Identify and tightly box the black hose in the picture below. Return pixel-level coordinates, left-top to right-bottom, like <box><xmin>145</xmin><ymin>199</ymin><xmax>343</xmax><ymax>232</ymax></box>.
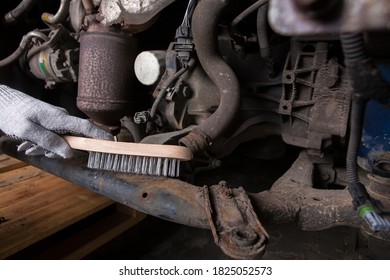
<box><xmin>230</xmin><ymin>0</ymin><xmax>269</xmax><ymax>35</ymax></box>
<box><xmin>0</xmin><ymin>31</ymin><xmax>49</xmax><ymax>68</ymax></box>
<box><xmin>341</xmin><ymin>33</ymin><xmax>373</xmax><ymax>206</ymax></box>
<box><xmin>3</xmin><ymin>0</ymin><xmax>37</xmax><ymax>24</ymax></box>
<box><xmin>0</xmin><ymin>47</ymin><xmax>25</xmax><ymax>68</ymax></box>
<box><xmin>340</xmin><ymin>33</ymin><xmax>367</xmax><ymax>63</ymax></box>
<box><xmin>256</xmin><ymin>2</ymin><xmax>270</xmax><ymax>58</ymax></box>
<box><xmin>346</xmin><ymin>100</ymin><xmax>366</xmax><ymax>185</ymax></box>
<box><xmin>341</xmin><ymin>33</ymin><xmax>368</xmax><ymax>186</ymax></box>
<box><xmin>180</xmin><ymin>0</ymin><xmax>241</xmax><ymax>153</ymax></box>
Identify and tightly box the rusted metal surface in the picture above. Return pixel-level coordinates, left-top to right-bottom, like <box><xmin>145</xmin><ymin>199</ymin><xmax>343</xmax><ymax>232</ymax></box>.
<box><xmin>5</xmin><ymin>139</ymin><xmax>389</xmax><ymax>256</ymax></box>
<box><xmin>269</xmin><ymin>0</ymin><xmax>390</xmax><ymax>35</ymax></box>
<box><xmin>77</xmin><ymin>22</ymin><xmax>137</xmax><ymax>127</ymax></box>
<box><xmin>279</xmin><ymin>40</ymin><xmax>351</xmax><ymax>151</ymax></box>
<box><xmin>250</xmin><ymin>151</ymin><xmax>361</xmax><ymax>231</ymax></box>
<box><xmin>0</xmin><ymin>139</ymin><xmax>209</xmax><ymax>229</ymax></box>
<box><xmin>1</xmin><ymin>138</ymin><xmax>365</xmax><ymax>232</ymax></box>
<box><xmin>204</xmin><ymin>182</ymin><xmax>268</xmax><ymax>259</ymax></box>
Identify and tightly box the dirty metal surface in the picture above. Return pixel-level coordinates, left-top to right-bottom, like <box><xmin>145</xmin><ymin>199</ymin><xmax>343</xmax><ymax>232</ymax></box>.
<box><xmin>269</xmin><ymin>0</ymin><xmax>390</xmax><ymax>36</ymax></box>
<box><xmin>204</xmin><ymin>182</ymin><xmax>268</xmax><ymax>259</ymax></box>
<box><xmin>250</xmin><ymin>151</ymin><xmax>360</xmax><ymax>231</ymax></box>
<box><xmin>279</xmin><ymin>40</ymin><xmax>351</xmax><ymax>151</ymax></box>
<box><xmin>77</xmin><ymin>22</ymin><xmax>137</xmax><ymax>127</ymax></box>
<box><xmin>0</xmin><ymin>138</ymin><xmax>363</xmax><ymax>232</ymax></box>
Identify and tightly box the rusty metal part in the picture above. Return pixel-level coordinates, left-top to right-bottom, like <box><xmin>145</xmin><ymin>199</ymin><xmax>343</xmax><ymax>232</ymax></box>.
<box><xmin>77</xmin><ymin>23</ymin><xmax>137</xmax><ymax>127</ymax></box>
<box><xmin>97</xmin><ymin>0</ymin><xmax>175</xmax><ymax>26</ymax></box>
<box><xmin>269</xmin><ymin>0</ymin><xmax>390</xmax><ymax>35</ymax></box>
<box><xmin>250</xmin><ymin>151</ymin><xmax>361</xmax><ymax>230</ymax></box>
<box><xmin>0</xmin><ymin>138</ymin><xmax>367</xmax><ymax>232</ymax></box>
<box><xmin>0</xmin><ymin>137</ymin><xmax>209</xmax><ymax>229</ymax></box>
<box><xmin>279</xmin><ymin>40</ymin><xmax>351</xmax><ymax>151</ymax></box>
<box><xmin>3</xmin><ymin>138</ymin><xmax>384</xmax><ymax>256</ymax></box>
<box><xmin>204</xmin><ymin>182</ymin><xmax>268</xmax><ymax>259</ymax></box>
<box><xmin>180</xmin><ymin>0</ymin><xmax>240</xmax><ymax>154</ymax></box>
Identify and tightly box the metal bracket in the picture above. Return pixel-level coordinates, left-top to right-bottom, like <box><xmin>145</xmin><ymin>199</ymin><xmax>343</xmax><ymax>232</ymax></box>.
<box><xmin>204</xmin><ymin>181</ymin><xmax>269</xmax><ymax>259</ymax></box>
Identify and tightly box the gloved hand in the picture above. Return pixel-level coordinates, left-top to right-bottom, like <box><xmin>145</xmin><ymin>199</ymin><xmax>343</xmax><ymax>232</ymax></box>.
<box><xmin>0</xmin><ymin>84</ymin><xmax>113</xmax><ymax>159</ymax></box>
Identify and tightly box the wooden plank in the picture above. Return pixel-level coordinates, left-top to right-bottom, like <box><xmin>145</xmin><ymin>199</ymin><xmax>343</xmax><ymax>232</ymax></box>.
<box><xmin>0</xmin><ymin>175</ymin><xmax>74</xmax><ymax>209</ymax></box>
<box><xmin>0</xmin><ymin>155</ymin><xmax>26</xmax><ymax>173</ymax></box>
<box><xmin>0</xmin><ymin>155</ymin><xmax>145</xmax><ymax>260</ymax></box>
<box><xmin>34</xmin><ymin>205</ymin><xmax>146</xmax><ymax>259</ymax></box>
<box><xmin>0</xmin><ymin>165</ymin><xmax>44</xmax><ymax>188</ymax></box>
<box><xmin>0</xmin><ymin>155</ymin><xmax>115</xmax><ymax>259</ymax></box>
<box><xmin>0</xmin><ymin>190</ymin><xmax>113</xmax><ymax>259</ymax></box>
<box><xmin>0</xmin><ymin>180</ymin><xmax>85</xmax><ymax>221</ymax></box>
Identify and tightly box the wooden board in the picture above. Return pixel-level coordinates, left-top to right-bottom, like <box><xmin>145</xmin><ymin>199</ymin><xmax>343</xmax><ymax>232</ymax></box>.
<box><xmin>0</xmin><ymin>155</ymin><xmax>145</xmax><ymax>259</ymax></box>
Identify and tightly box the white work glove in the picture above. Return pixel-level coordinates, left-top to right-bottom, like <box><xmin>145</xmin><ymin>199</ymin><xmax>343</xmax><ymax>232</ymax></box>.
<box><xmin>0</xmin><ymin>84</ymin><xmax>113</xmax><ymax>159</ymax></box>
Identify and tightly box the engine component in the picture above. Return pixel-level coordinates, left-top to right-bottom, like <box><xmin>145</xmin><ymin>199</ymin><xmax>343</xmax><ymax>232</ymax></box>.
<box><xmin>0</xmin><ymin>30</ymin><xmax>48</xmax><ymax>68</ymax></box>
<box><xmin>96</xmin><ymin>0</ymin><xmax>176</xmax><ymax>26</ymax></box>
<box><xmin>77</xmin><ymin>21</ymin><xmax>137</xmax><ymax>129</ymax></box>
<box><xmin>27</xmin><ymin>26</ymin><xmax>79</xmax><ymax>88</ymax></box>
<box><xmin>3</xmin><ymin>0</ymin><xmax>36</xmax><ymax>24</ymax></box>
<box><xmin>204</xmin><ymin>182</ymin><xmax>268</xmax><ymax>259</ymax></box>
<box><xmin>279</xmin><ymin>40</ymin><xmax>351</xmax><ymax>152</ymax></box>
<box><xmin>268</xmin><ymin>0</ymin><xmax>390</xmax><ymax>35</ymax></box>
<box><xmin>134</xmin><ymin>51</ymin><xmax>166</xmax><ymax>86</ymax></box>
<box><xmin>41</xmin><ymin>0</ymin><xmax>71</xmax><ymax>26</ymax></box>
<box><xmin>69</xmin><ymin>0</ymin><xmax>86</xmax><ymax>33</ymax></box>
<box><xmin>341</xmin><ymin>32</ymin><xmax>390</xmax><ymax>232</ymax></box>
<box><xmin>180</xmin><ymin>0</ymin><xmax>240</xmax><ymax>153</ymax></box>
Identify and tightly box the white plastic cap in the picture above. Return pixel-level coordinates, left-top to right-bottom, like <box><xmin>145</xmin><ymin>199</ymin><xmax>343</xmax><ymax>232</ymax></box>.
<box><xmin>134</xmin><ymin>51</ymin><xmax>166</xmax><ymax>86</ymax></box>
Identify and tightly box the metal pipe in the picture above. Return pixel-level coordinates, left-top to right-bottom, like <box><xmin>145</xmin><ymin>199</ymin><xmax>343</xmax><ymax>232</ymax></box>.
<box><xmin>180</xmin><ymin>0</ymin><xmax>241</xmax><ymax>153</ymax></box>
<box><xmin>0</xmin><ymin>31</ymin><xmax>49</xmax><ymax>68</ymax></box>
<box><xmin>3</xmin><ymin>0</ymin><xmax>37</xmax><ymax>24</ymax></box>
<box><xmin>0</xmin><ymin>138</ymin><xmax>209</xmax><ymax>229</ymax></box>
<box><xmin>41</xmin><ymin>0</ymin><xmax>71</xmax><ymax>25</ymax></box>
<box><xmin>0</xmin><ymin>138</ymin><xmax>361</xmax><ymax>231</ymax></box>
<box><xmin>81</xmin><ymin>0</ymin><xmax>95</xmax><ymax>13</ymax></box>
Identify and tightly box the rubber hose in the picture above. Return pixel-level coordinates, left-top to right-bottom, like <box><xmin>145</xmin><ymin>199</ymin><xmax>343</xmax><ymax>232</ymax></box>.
<box><xmin>340</xmin><ymin>33</ymin><xmax>367</xmax><ymax>63</ymax></box>
<box><xmin>3</xmin><ymin>0</ymin><xmax>37</xmax><ymax>24</ymax></box>
<box><xmin>230</xmin><ymin>0</ymin><xmax>268</xmax><ymax>36</ymax></box>
<box><xmin>341</xmin><ymin>33</ymin><xmax>368</xmax><ymax>196</ymax></box>
<box><xmin>256</xmin><ymin>2</ymin><xmax>270</xmax><ymax>58</ymax></box>
<box><xmin>346</xmin><ymin>100</ymin><xmax>366</xmax><ymax>184</ymax></box>
<box><xmin>180</xmin><ymin>0</ymin><xmax>240</xmax><ymax>153</ymax></box>
<box><xmin>0</xmin><ymin>31</ymin><xmax>49</xmax><ymax>68</ymax></box>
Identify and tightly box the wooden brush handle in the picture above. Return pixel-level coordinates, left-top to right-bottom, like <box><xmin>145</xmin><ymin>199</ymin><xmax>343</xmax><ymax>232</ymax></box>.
<box><xmin>63</xmin><ymin>136</ymin><xmax>193</xmax><ymax>161</ymax></box>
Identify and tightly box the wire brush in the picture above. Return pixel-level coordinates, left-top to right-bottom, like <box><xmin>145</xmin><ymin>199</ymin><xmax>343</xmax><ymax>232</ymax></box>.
<box><xmin>63</xmin><ymin>136</ymin><xmax>192</xmax><ymax>177</ymax></box>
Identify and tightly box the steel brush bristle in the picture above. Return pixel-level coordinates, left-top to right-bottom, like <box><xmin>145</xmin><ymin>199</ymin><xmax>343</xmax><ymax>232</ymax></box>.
<box><xmin>87</xmin><ymin>151</ymin><xmax>181</xmax><ymax>177</ymax></box>
<box><xmin>63</xmin><ymin>136</ymin><xmax>192</xmax><ymax>177</ymax></box>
